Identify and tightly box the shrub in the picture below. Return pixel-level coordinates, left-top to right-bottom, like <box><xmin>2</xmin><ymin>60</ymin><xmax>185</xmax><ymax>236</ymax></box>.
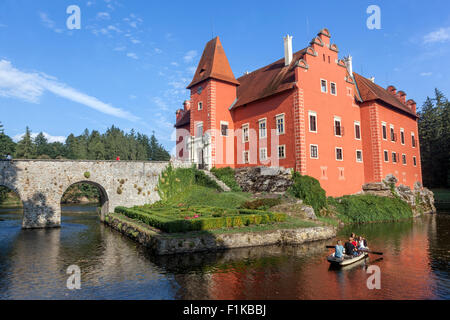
<box><xmin>84</xmin><ymin>171</ymin><xmax>91</xmax><ymax>179</ymax></box>
<box><xmin>157</xmin><ymin>165</ymin><xmax>221</xmax><ymax>202</ymax></box>
<box><xmin>240</xmin><ymin>198</ymin><xmax>282</xmax><ymax>210</ymax></box>
<box><xmin>332</xmin><ymin>194</ymin><xmax>413</xmax><ymax>223</ymax></box>
<box><xmin>210</xmin><ymin>167</ymin><xmax>241</xmax><ymax>191</ymax></box>
<box><xmin>288</xmin><ymin>173</ymin><xmax>327</xmax><ymax>214</ymax></box>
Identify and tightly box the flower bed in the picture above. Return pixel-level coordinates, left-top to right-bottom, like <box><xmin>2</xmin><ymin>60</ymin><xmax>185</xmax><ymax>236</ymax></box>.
<box><xmin>114</xmin><ymin>205</ymin><xmax>286</xmax><ymax>233</ymax></box>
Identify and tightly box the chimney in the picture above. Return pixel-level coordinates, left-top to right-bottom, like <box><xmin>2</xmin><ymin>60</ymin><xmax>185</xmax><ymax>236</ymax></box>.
<box><xmin>370</xmin><ymin>76</ymin><xmax>375</xmax><ymax>83</ymax></box>
<box><xmin>407</xmin><ymin>99</ymin><xmax>417</xmax><ymax>113</ymax></box>
<box><xmin>397</xmin><ymin>91</ymin><xmax>406</xmax><ymax>104</ymax></box>
<box><xmin>344</xmin><ymin>55</ymin><xmax>353</xmax><ymax>76</ymax></box>
<box><xmin>387</xmin><ymin>85</ymin><xmax>397</xmax><ymax>95</ymax></box>
<box><xmin>284</xmin><ymin>35</ymin><xmax>293</xmax><ymax>66</ymax></box>
<box><xmin>183</xmin><ymin>100</ymin><xmax>191</xmax><ymax>111</ymax></box>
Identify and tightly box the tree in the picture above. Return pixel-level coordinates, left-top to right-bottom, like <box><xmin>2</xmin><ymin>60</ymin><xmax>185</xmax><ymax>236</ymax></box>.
<box><xmin>418</xmin><ymin>89</ymin><xmax>450</xmax><ymax>188</ymax></box>
<box><xmin>34</xmin><ymin>132</ymin><xmax>51</xmax><ymax>157</ymax></box>
<box><xmin>15</xmin><ymin>127</ymin><xmax>35</xmax><ymax>159</ymax></box>
<box><xmin>0</xmin><ymin>122</ymin><xmax>16</xmax><ymax>157</ymax></box>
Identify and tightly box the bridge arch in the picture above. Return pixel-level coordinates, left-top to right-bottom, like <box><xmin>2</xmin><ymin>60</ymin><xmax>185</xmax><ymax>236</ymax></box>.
<box><xmin>60</xmin><ymin>180</ymin><xmax>109</xmax><ymax>220</ymax></box>
<box><xmin>0</xmin><ymin>184</ymin><xmax>24</xmax><ymax>213</ymax></box>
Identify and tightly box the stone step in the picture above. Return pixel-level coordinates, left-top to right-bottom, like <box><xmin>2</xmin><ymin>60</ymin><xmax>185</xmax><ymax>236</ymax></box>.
<box><xmin>200</xmin><ymin>170</ymin><xmax>231</xmax><ymax>192</ymax></box>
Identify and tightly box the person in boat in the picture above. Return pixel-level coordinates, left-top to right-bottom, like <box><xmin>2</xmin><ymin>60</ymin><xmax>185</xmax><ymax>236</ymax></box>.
<box><xmin>357</xmin><ymin>236</ymin><xmax>369</xmax><ymax>251</ymax></box>
<box><xmin>344</xmin><ymin>237</ymin><xmax>359</xmax><ymax>257</ymax></box>
<box><xmin>351</xmin><ymin>235</ymin><xmax>358</xmax><ymax>248</ymax></box>
<box><xmin>335</xmin><ymin>240</ymin><xmax>345</xmax><ymax>260</ymax></box>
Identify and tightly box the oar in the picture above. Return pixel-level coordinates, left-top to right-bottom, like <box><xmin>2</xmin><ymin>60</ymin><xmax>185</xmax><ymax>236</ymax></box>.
<box><xmin>325</xmin><ymin>246</ymin><xmax>383</xmax><ymax>255</ymax></box>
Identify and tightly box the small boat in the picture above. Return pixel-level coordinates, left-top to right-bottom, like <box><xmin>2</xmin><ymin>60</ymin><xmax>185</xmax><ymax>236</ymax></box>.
<box><xmin>327</xmin><ymin>252</ymin><xmax>369</xmax><ymax>266</ymax></box>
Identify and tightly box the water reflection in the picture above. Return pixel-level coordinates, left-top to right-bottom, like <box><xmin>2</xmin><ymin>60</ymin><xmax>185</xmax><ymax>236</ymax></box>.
<box><xmin>0</xmin><ymin>206</ymin><xmax>449</xmax><ymax>300</ymax></box>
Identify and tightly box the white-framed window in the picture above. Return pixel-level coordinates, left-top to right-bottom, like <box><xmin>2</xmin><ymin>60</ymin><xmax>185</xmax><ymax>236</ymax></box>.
<box><xmin>413</xmin><ymin>156</ymin><xmax>417</xmax><ymax>167</ymax></box>
<box><xmin>259</xmin><ymin>147</ymin><xmax>267</xmax><ymax>161</ymax></box>
<box><xmin>310</xmin><ymin>144</ymin><xmax>319</xmax><ymax>159</ymax></box>
<box><xmin>243</xmin><ymin>151</ymin><xmax>249</xmax><ymax>164</ymax></box>
<box><xmin>335</xmin><ymin>147</ymin><xmax>343</xmax><ymax>161</ymax></box>
<box><xmin>411</xmin><ymin>132</ymin><xmax>416</xmax><ymax>148</ymax></box>
<box><xmin>384</xmin><ymin>150</ymin><xmax>389</xmax><ymax>162</ymax></box>
<box><xmin>330</xmin><ymin>82</ymin><xmax>337</xmax><ymax>95</ymax></box>
<box><xmin>402</xmin><ymin>154</ymin><xmax>407</xmax><ymax>165</ymax></box>
<box><xmin>354</xmin><ymin>121</ymin><xmax>361</xmax><ymax>140</ymax></box>
<box><xmin>220</xmin><ymin>121</ymin><xmax>229</xmax><ymax>137</ymax></box>
<box><xmin>382</xmin><ymin>122</ymin><xmax>387</xmax><ymax>140</ymax></box>
<box><xmin>392</xmin><ymin>152</ymin><xmax>397</xmax><ymax>163</ymax></box>
<box><xmin>276</xmin><ymin>114</ymin><xmax>285</xmax><ymax>135</ymax></box>
<box><xmin>278</xmin><ymin>145</ymin><xmax>286</xmax><ymax>159</ymax></box>
<box><xmin>196</xmin><ymin>122</ymin><xmax>203</xmax><ymax>138</ymax></box>
<box><xmin>198</xmin><ymin>101</ymin><xmax>203</xmax><ymax>110</ymax></box>
<box><xmin>334</xmin><ymin>116</ymin><xmax>342</xmax><ymax>137</ymax></box>
<box><xmin>390</xmin><ymin>124</ymin><xmax>396</xmax><ymax>142</ymax></box>
<box><xmin>321</xmin><ymin>79</ymin><xmax>327</xmax><ymax>93</ymax></box>
<box><xmin>309</xmin><ymin>111</ymin><xmax>317</xmax><ymax>133</ymax></box>
<box><xmin>400</xmin><ymin>128</ymin><xmax>405</xmax><ymax>145</ymax></box>
<box><xmin>242</xmin><ymin>124</ymin><xmax>249</xmax><ymax>143</ymax></box>
<box><xmin>258</xmin><ymin>118</ymin><xmax>267</xmax><ymax>139</ymax></box>
<box><xmin>356</xmin><ymin>150</ymin><xmax>363</xmax><ymax>162</ymax></box>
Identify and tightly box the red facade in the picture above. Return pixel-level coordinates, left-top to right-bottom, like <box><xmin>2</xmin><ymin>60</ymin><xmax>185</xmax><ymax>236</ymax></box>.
<box><xmin>175</xmin><ymin>28</ymin><xmax>422</xmax><ymax>196</ymax></box>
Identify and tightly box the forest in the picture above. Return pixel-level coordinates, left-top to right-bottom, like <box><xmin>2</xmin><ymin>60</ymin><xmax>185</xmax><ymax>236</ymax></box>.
<box><xmin>0</xmin><ymin>124</ymin><xmax>171</xmax><ymax>205</ymax></box>
<box><xmin>418</xmin><ymin>89</ymin><xmax>450</xmax><ymax>189</ymax></box>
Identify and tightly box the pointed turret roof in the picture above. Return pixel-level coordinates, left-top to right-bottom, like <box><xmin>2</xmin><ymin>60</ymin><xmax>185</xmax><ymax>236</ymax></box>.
<box><xmin>187</xmin><ymin>37</ymin><xmax>239</xmax><ymax>89</ymax></box>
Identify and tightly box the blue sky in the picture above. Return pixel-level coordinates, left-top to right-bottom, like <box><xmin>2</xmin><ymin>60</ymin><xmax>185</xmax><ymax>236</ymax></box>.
<box><xmin>0</xmin><ymin>0</ymin><xmax>449</xmax><ymax>153</ymax></box>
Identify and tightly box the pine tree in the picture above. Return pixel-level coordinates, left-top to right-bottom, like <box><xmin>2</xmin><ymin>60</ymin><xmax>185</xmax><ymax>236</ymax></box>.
<box><xmin>15</xmin><ymin>127</ymin><xmax>35</xmax><ymax>159</ymax></box>
<box><xmin>0</xmin><ymin>122</ymin><xmax>16</xmax><ymax>157</ymax></box>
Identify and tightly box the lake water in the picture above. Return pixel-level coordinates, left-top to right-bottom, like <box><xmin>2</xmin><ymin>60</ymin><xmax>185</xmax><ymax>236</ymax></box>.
<box><xmin>0</xmin><ymin>205</ymin><xmax>449</xmax><ymax>300</ymax></box>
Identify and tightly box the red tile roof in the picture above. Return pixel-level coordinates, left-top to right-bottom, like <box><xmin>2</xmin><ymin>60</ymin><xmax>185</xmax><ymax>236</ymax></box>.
<box><xmin>187</xmin><ymin>37</ymin><xmax>240</xmax><ymax>89</ymax></box>
<box><xmin>174</xmin><ymin>109</ymin><xmax>190</xmax><ymax>128</ymax></box>
<box><xmin>353</xmin><ymin>72</ymin><xmax>417</xmax><ymax>118</ymax></box>
<box><xmin>233</xmin><ymin>49</ymin><xmax>307</xmax><ymax>108</ymax></box>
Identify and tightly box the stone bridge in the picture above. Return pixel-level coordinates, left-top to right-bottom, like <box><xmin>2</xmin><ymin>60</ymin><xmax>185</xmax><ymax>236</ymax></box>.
<box><xmin>0</xmin><ymin>160</ymin><xmax>190</xmax><ymax>229</ymax></box>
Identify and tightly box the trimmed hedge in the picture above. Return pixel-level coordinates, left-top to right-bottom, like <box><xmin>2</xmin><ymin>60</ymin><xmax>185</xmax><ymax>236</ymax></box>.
<box><xmin>288</xmin><ymin>173</ymin><xmax>327</xmax><ymax>214</ymax></box>
<box><xmin>115</xmin><ymin>206</ymin><xmax>286</xmax><ymax>233</ymax></box>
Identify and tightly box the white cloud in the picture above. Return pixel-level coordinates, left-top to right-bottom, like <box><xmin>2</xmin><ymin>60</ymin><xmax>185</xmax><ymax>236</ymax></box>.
<box><xmin>107</xmin><ymin>25</ymin><xmax>122</xmax><ymax>33</ymax></box>
<box><xmin>13</xmin><ymin>132</ymin><xmax>67</xmax><ymax>143</ymax></box>
<box><xmin>0</xmin><ymin>60</ymin><xmax>139</xmax><ymax>121</ymax></box>
<box><xmin>154</xmin><ymin>48</ymin><xmax>162</xmax><ymax>54</ymax></box>
<box><xmin>39</xmin><ymin>12</ymin><xmax>63</xmax><ymax>33</ymax></box>
<box><xmin>183</xmin><ymin>50</ymin><xmax>197</xmax><ymax>63</ymax></box>
<box><xmin>171</xmin><ymin>62</ymin><xmax>179</xmax><ymax>67</ymax></box>
<box><xmin>126</xmin><ymin>52</ymin><xmax>138</xmax><ymax>59</ymax></box>
<box><xmin>420</xmin><ymin>72</ymin><xmax>433</xmax><ymax>76</ymax></box>
<box><xmin>424</xmin><ymin>27</ymin><xmax>450</xmax><ymax>44</ymax></box>
<box><xmin>130</xmin><ymin>38</ymin><xmax>141</xmax><ymax>44</ymax></box>
<box><xmin>0</xmin><ymin>24</ymin><xmax>7</xmax><ymax>28</ymax></box>
<box><xmin>113</xmin><ymin>46</ymin><xmax>126</xmax><ymax>51</ymax></box>
<box><xmin>97</xmin><ymin>12</ymin><xmax>111</xmax><ymax>20</ymax></box>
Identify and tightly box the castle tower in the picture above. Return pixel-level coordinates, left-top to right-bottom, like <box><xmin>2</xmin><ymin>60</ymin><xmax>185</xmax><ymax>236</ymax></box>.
<box><xmin>186</xmin><ymin>37</ymin><xmax>239</xmax><ymax>168</ymax></box>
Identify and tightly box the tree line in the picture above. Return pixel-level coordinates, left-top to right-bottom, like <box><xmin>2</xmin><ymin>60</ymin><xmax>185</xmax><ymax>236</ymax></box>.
<box><xmin>0</xmin><ymin>124</ymin><xmax>170</xmax><ymax>161</ymax></box>
<box><xmin>418</xmin><ymin>89</ymin><xmax>450</xmax><ymax>189</ymax></box>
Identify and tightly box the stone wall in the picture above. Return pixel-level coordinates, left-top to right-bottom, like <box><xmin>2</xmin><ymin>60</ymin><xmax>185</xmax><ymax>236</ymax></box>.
<box><xmin>235</xmin><ymin>166</ymin><xmax>293</xmax><ymax>193</ymax></box>
<box><xmin>362</xmin><ymin>174</ymin><xmax>436</xmax><ymax>216</ymax></box>
<box><xmin>0</xmin><ymin>159</ymin><xmax>191</xmax><ymax>229</ymax></box>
